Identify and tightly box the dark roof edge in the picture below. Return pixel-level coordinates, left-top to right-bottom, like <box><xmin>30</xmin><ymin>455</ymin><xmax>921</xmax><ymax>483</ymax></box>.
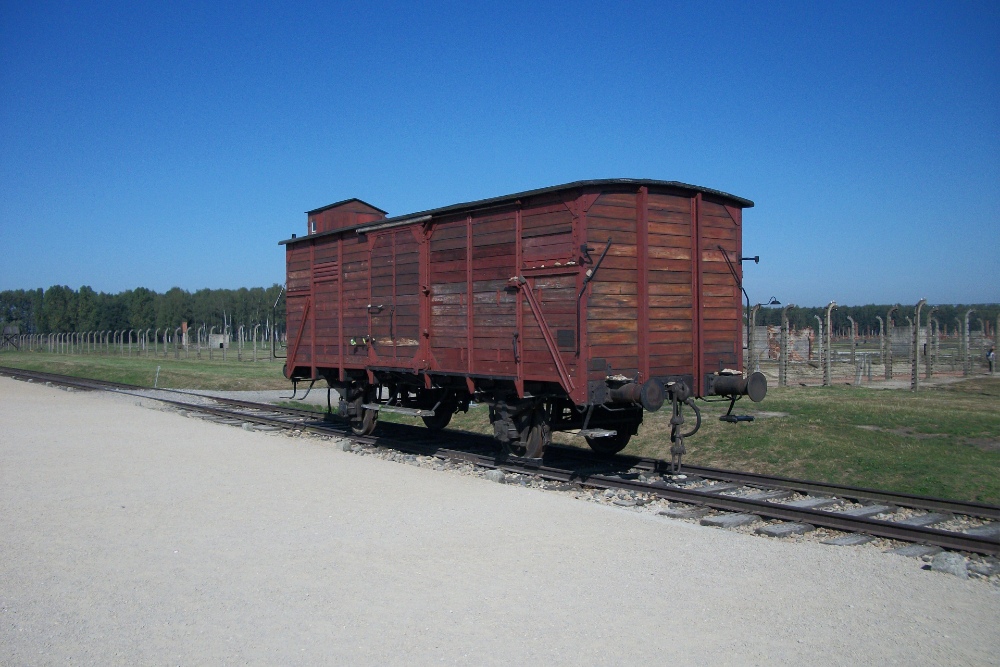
<box><xmin>306</xmin><ymin>197</ymin><xmax>388</xmax><ymax>216</ymax></box>
<box><xmin>282</xmin><ymin>179</ymin><xmax>753</xmax><ymax>246</ymax></box>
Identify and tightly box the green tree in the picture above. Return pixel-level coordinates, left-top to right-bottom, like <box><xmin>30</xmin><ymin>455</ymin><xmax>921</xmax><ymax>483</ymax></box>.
<box><xmin>128</xmin><ymin>287</ymin><xmax>157</xmax><ymax>331</ymax></box>
<box><xmin>41</xmin><ymin>285</ymin><xmax>77</xmax><ymax>332</ymax></box>
<box><xmin>76</xmin><ymin>286</ymin><xmax>101</xmax><ymax>331</ymax></box>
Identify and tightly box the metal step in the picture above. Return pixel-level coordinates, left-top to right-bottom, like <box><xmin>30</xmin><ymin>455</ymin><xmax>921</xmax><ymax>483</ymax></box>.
<box><xmin>361</xmin><ymin>403</ymin><xmax>434</xmax><ymax>417</ymax></box>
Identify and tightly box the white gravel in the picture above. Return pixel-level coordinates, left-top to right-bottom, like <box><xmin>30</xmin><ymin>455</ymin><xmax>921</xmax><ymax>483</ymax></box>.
<box><xmin>1</xmin><ymin>377</ymin><xmax>998</xmax><ymax>666</ymax></box>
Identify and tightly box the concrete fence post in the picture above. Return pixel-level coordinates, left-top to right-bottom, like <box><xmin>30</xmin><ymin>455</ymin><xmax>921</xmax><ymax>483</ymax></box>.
<box><xmin>885</xmin><ymin>306</ymin><xmax>897</xmax><ymax>379</ymax></box>
<box><xmin>995</xmin><ymin>313</ymin><xmax>1000</xmax><ymax>374</ymax></box>
<box><xmin>824</xmin><ymin>301</ymin><xmax>837</xmax><ymax>386</ymax></box>
<box><xmin>906</xmin><ymin>315</ymin><xmax>913</xmax><ymax>365</ymax></box>
<box><xmin>813</xmin><ymin>315</ymin><xmax>823</xmax><ymax>365</ymax></box>
<box><xmin>847</xmin><ymin>315</ymin><xmax>857</xmax><ymax>368</ymax></box>
<box><xmin>876</xmin><ymin>315</ymin><xmax>884</xmax><ymax>366</ymax></box>
<box><xmin>977</xmin><ymin>318</ymin><xmax>985</xmax><ymax>370</ymax></box>
<box><xmin>964</xmin><ymin>309</ymin><xmax>975</xmax><ymax>375</ymax></box>
<box><xmin>955</xmin><ymin>318</ymin><xmax>963</xmax><ymax>372</ymax></box>
<box><xmin>934</xmin><ymin>317</ymin><xmax>941</xmax><ymax>370</ymax></box>
<box><xmin>911</xmin><ymin>299</ymin><xmax>926</xmax><ymax>391</ymax></box>
<box><xmin>924</xmin><ymin>307</ymin><xmax>936</xmax><ymax>380</ymax></box>
<box><xmin>904</xmin><ymin>317</ymin><xmax>912</xmax><ymax>369</ymax></box>
<box><xmin>748</xmin><ymin>304</ymin><xmax>761</xmax><ymax>373</ymax></box>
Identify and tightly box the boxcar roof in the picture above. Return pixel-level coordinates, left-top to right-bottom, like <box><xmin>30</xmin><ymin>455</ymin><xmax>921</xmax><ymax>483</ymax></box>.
<box><xmin>282</xmin><ymin>178</ymin><xmax>752</xmax><ymax>246</ymax></box>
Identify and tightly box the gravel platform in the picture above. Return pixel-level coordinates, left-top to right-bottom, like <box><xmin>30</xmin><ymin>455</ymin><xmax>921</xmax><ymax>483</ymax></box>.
<box><xmin>1</xmin><ymin>377</ymin><xmax>998</xmax><ymax>666</ymax></box>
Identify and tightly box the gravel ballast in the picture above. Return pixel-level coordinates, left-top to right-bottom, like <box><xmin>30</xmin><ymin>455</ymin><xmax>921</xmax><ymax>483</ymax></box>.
<box><xmin>1</xmin><ymin>377</ymin><xmax>998</xmax><ymax>666</ymax></box>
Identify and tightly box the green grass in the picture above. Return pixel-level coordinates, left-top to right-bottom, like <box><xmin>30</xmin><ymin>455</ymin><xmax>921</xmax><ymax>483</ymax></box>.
<box><xmin>4</xmin><ymin>348</ymin><xmax>998</xmax><ymax>503</ymax></box>
<box><xmin>0</xmin><ymin>349</ymin><xmax>289</xmax><ymax>390</ymax></box>
<box><xmin>625</xmin><ymin>379</ymin><xmax>1000</xmax><ymax>504</ymax></box>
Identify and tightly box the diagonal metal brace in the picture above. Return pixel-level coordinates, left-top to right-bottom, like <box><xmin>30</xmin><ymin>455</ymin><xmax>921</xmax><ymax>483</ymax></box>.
<box><xmin>510</xmin><ymin>276</ymin><xmax>575</xmax><ymax>393</ymax></box>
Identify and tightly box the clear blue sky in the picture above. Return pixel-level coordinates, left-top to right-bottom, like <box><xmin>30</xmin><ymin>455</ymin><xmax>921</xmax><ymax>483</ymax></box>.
<box><xmin>2</xmin><ymin>0</ymin><xmax>997</xmax><ymax>307</ymax></box>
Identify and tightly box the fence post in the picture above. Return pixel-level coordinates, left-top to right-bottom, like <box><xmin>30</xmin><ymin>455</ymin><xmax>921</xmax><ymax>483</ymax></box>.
<box><xmin>875</xmin><ymin>315</ymin><xmax>884</xmax><ymax>368</ymax></box>
<box><xmin>924</xmin><ymin>307</ymin><xmax>936</xmax><ymax>380</ymax></box>
<box><xmin>911</xmin><ymin>299</ymin><xmax>926</xmax><ymax>390</ymax></box>
<box><xmin>885</xmin><ymin>306</ymin><xmax>897</xmax><ymax>379</ymax></box>
<box><xmin>813</xmin><ymin>315</ymin><xmax>823</xmax><ymax>365</ymax></box>
<box><xmin>934</xmin><ymin>317</ymin><xmax>941</xmax><ymax>374</ymax></box>
<box><xmin>964</xmin><ymin>309</ymin><xmax>975</xmax><ymax>375</ymax></box>
<box><xmin>824</xmin><ymin>301</ymin><xmax>837</xmax><ymax>387</ymax></box>
<box><xmin>847</xmin><ymin>315</ymin><xmax>856</xmax><ymax>368</ymax></box>
<box><xmin>977</xmin><ymin>318</ymin><xmax>986</xmax><ymax>370</ymax></box>
<box><xmin>779</xmin><ymin>304</ymin><xmax>796</xmax><ymax>387</ymax></box>
<box><xmin>995</xmin><ymin>313</ymin><xmax>1000</xmax><ymax>374</ymax></box>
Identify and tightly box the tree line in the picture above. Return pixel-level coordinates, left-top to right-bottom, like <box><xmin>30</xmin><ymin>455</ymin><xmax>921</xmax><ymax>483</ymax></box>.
<box><xmin>753</xmin><ymin>302</ymin><xmax>999</xmax><ymax>336</ymax></box>
<box><xmin>1</xmin><ymin>285</ymin><xmax>996</xmax><ymax>339</ymax></box>
<box><xmin>0</xmin><ymin>285</ymin><xmax>286</xmax><ymax>335</ymax></box>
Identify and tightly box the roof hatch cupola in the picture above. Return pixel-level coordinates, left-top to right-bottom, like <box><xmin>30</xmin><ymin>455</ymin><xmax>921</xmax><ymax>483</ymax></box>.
<box><xmin>306</xmin><ymin>198</ymin><xmax>386</xmax><ymax>235</ymax></box>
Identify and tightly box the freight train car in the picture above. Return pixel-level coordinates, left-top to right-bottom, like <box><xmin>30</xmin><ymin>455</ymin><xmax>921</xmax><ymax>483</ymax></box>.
<box><xmin>280</xmin><ymin>179</ymin><xmax>765</xmax><ymax>466</ymax></box>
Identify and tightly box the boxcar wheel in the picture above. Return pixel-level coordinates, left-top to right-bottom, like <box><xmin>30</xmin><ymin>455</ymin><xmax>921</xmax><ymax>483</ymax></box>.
<box><xmin>585</xmin><ymin>432</ymin><xmax>630</xmax><ymax>455</ymax></box>
<box><xmin>504</xmin><ymin>408</ymin><xmax>549</xmax><ymax>459</ymax></box>
<box><xmin>349</xmin><ymin>386</ymin><xmax>378</xmax><ymax>436</ymax></box>
<box><xmin>350</xmin><ymin>407</ymin><xmax>377</xmax><ymax>436</ymax></box>
<box><xmin>421</xmin><ymin>410</ymin><xmax>453</xmax><ymax>431</ymax></box>
<box><xmin>419</xmin><ymin>391</ymin><xmax>457</xmax><ymax>431</ymax></box>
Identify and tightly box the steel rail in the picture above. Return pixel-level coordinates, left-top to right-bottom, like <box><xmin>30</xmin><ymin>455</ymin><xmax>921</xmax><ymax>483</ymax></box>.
<box><xmin>542</xmin><ymin>444</ymin><xmax>1000</xmax><ymax>521</ymax></box>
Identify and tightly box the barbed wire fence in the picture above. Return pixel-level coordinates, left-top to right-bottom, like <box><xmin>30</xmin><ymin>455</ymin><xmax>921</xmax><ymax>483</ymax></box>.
<box><xmin>747</xmin><ymin>306</ymin><xmax>999</xmax><ymax>387</ymax></box>
<box><xmin>1</xmin><ymin>323</ymin><xmax>286</xmax><ymax>362</ymax></box>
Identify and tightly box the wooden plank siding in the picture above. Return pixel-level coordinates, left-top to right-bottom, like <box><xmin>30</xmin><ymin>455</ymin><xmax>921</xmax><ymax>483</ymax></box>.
<box><xmin>698</xmin><ymin>198</ymin><xmax>742</xmax><ymax>383</ymax></box>
<box><xmin>646</xmin><ymin>192</ymin><xmax>695</xmax><ymax>380</ymax></box>
<box><xmin>583</xmin><ymin>189</ymin><xmax>743</xmax><ymax>393</ymax></box>
<box><xmin>587</xmin><ymin>192</ymin><xmax>639</xmax><ymax>378</ymax></box>
<box><xmin>284</xmin><ymin>180</ymin><xmax>749</xmax><ymax>402</ymax></box>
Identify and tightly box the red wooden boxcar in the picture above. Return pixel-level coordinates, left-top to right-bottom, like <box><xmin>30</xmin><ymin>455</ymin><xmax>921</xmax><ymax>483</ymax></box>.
<box><xmin>280</xmin><ymin>179</ymin><xmax>765</xmax><ymax>462</ymax></box>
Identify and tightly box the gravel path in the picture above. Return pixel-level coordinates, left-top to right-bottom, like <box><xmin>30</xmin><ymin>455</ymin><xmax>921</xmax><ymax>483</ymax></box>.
<box><xmin>1</xmin><ymin>377</ymin><xmax>998</xmax><ymax>666</ymax></box>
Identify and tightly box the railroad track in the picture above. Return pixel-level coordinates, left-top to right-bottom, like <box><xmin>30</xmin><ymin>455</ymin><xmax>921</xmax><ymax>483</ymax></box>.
<box><xmin>3</xmin><ymin>365</ymin><xmax>998</xmax><ymax>557</ymax></box>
